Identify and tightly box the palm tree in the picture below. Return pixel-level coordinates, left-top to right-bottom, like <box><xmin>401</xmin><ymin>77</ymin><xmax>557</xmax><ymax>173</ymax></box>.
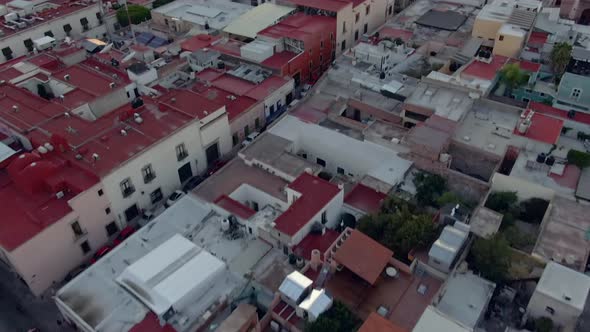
<box><xmin>550</xmin><ymin>42</ymin><xmax>572</xmax><ymax>84</ymax></box>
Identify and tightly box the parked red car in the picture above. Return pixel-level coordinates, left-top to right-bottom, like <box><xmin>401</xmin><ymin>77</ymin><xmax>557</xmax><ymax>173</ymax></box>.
<box><xmin>113</xmin><ymin>226</ymin><xmax>137</xmax><ymax>246</ymax></box>
<box><xmin>90</xmin><ymin>245</ymin><xmax>112</xmax><ymax>264</ymax></box>
<box><xmin>207</xmin><ymin>160</ymin><xmax>227</xmax><ymax>176</ymax></box>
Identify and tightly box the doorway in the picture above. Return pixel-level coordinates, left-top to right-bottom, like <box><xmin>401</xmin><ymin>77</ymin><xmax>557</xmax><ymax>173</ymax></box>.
<box><xmin>178</xmin><ymin>162</ymin><xmax>193</xmax><ymax>184</ymax></box>
<box><xmin>206</xmin><ymin>143</ymin><xmax>220</xmax><ymax>167</ymax></box>
<box><xmin>125</xmin><ymin>204</ymin><xmax>139</xmax><ymax>222</ymax></box>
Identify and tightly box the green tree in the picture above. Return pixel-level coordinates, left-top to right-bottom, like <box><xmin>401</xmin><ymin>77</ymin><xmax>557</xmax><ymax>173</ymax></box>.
<box><xmin>499</xmin><ymin>63</ymin><xmax>528</xmax><ymax>96</ymax></box>
<box><xmin>358</xmin><ymin>205</ymin><xmax>436</xmax><ymax>258</ymax></box>
<box><xmin>116</xmin><ymin>5</ymin><xmax>151</xmax><ymax>27</ymax></box>
<box><xmin>485</xmin><ymin>191</ymin><xmax>518</xmax><ymax>214</ymax></box>
<box><xmin>550</xmin><ymin>42</ymin><xmax>573</xmax><ymax>83</ymax></box>
<box><xmin>436</xmin><ymin>191</ymin><xmax>463</xmax><ymax>207</ymax></box>
<box><xmin>413</xmin><ymin>172</ymin><xmax>446</xmax><ymax>207</ymax></box>
<box><xmin>567</xmin><ymin>149</ymin><xmax>590</xmax><ymax>168</ymax></box>
<box><xmin>534</xmin><ymin>317</ymin><xmax>554</xmax><ymax>332</ymax></box>
<box><xmin>470</xmin><ymin>235</ymin><xmax>511</xmax><ymax>283</ymax></box>
<box><xmin>305</xmin><ymin>301</ymin><xmax>361</xmax><ymax>332</ymax></box>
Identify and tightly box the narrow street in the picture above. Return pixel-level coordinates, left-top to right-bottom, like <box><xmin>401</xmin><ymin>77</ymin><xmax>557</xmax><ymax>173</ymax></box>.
<box><xmin>0</xmin><ymin>264</ymin><xmax>74</xmax><ymax>332</ymax></box>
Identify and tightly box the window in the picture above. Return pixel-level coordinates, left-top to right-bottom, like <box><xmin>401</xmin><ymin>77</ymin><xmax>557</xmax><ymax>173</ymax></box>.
<box><xmin>301</xmin><ymin>153</ymin><xmax>307</xmax><ymax>159</ymax></box>
<box><xmin>176</xmin><ymin>143</ymin><xmax>188</xmax><ymax>161</ymax></box>
<box><xmin>244</xmin><ymin>125</ymin><xmax>250</xmax><ymax>136</ymax></box>
<box><xmin>309</xmin><ymin>61</ymin><xmax>312</xmax><ymax>70</ymax></box>
<box><xmin>499</xmin><ymin>35</ymin><xmax>504</xmax><ymax>41</ymax></box>
<box><xmin>105</xmin><ymin>221</ymin><xmax>118</xmax><ymax>236</ymax></box>
<box><xmin>341</xmin><ymin>40</ymin><xmax>346</xmax><ymax>51</ymax></box>
<box><xmin>363</xmin><ymin>23</ymin><xmax>368</xmax><ymax>34</ymax></box>
<box><xmin>572</xmin><ymin>88</ymin><xmax>582</xmax><ymax>100</ymax></box>
<box><xmin>71</xmin><ymin>221</ymin><xmax>84</xmax><ymax>237</ymax></box>
<box><xmin>355</xmin><ymin>13</ymin><xmax>360</xmax><ymax>23</ymax></box>
<box><xmin>1</xmin><ymin>47</ymin><xmax>12</xmax><ymax>61</ymax></box>
<box><xmin>522</xmin><ymin>97</ymin><xmax>530</xmax><ymax>103</ymax></box>
<box><xmin>545</xmin><ymin>306</ymin><xmax>555</xmax><ymax>315</ymax></box>
<box><xmin>44</xmin><ymin>30</ymin><xmax>54</xmax><ymax>37</ymax></box>
<box><xmin>320</xmin><ymin>55</ymin><xmax>323</xmax><ymax>64</ymax></box>
<box><xmin>321</xmin><ymin>211</ymin><xmax>327</xmax><ymax>224</ymax></box>
<box><xmin>63</xmin><ymin>24</ymin><xmax>72</xmax><ymax>35</ymax></box>
<box><xmin>320</xmin><ymin>40</ymin><xmax>324</xmax><ymax>49</ymax></box>
<box><xmin>252</xmin><ymin>202</ymin><xmax>259</xmax><ymax>211</ymax></box>
<box><xmin>142</xmin><ymin>164</ymin><xmax>155</xmax><ymax>183</ymax></box>
<box><xmin>342</xmin><ymin>22</ymin><xmax>346</xmax><ymax>33</ymax></box>
<box><xmin>232</xmin><ymin>133</ymin><xmax>239</xmax><ymax>146</ymax></box>
<box><xmin>366</xmin><ymin>5</ymin><xmax>370</xmax><ymax>15</ymax></box>
<box><xmin>330</xmin><ymin>33</ymin><xmax>334</xmax><ymax>41</ymax></box>
<box><xmin>105</xmin><ymin>207</ymin><xmax>111</xmax><ymax>215</ymax></box>
<box><xmin>540</xmin><ymin>92</ymin><xmax>546</xmax><ymax>97</ymax></box>
<box><xmin>120</xmin><ymin>178</ymin><xmax>135</xmax><ymax>198</ymax></box>
<box><xmin>151</xmin><ymin>188</ymin><xmax>163</xmax><ymax>204</ymax></box>
<box><xmin>80</xmin><ymin>241</ymin><xmax>91</xmax><ymax>254</ymax></box>
<box><xmin>337</xmin><ymin>167</ymin><xmax>345</xmax><ymax>175</ymax></box>
<box><xmin>98</xmin><ymin>189</ymin><xmax>104</xmax><ymax>196</ymax></box>
<box><xmin>23</xmin><ymin>39</ymin><xmax>34</xmax><ymax>52</ymax></box>
<box><xmin>316</xmin><ymin>158</ymin><xmax>326</xmax><ymax>167</ymax></box>
<box><xmin>355</xmin><ymin>30</ymin><xmax>359</xmax><ymax>41</ymax></box>
<box><xmin>389</xmin><ymin>6</ymin><xmax>393</xmax><ymax>15</ymax></box>
<box><xmin>255</xmin><ymin>118</ymin><xmax>260</xmax><ymax>129</ymax></box>
<box><xmin>248</xmin><ymin>227</ymin><xmax>253</xmax><ymax>234</ymax></box>
<box><xmin>80</xmin><ymin>17</ymin><xmax>89</xmax><ymax>31</ymax></box>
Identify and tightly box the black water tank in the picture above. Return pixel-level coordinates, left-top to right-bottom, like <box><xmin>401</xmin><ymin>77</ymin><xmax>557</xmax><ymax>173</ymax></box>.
<box><xmin>537</xmin><ymin>153</ymin><xmax>547</xmax><ymax>163</ymax></box>
<box><xmin>546</xmin><ymin>156</ymin><xmax>555</xmax><ymax>166</ymax></box>
<box><xmin>379</xmin><ymin>72</ymin><xmax>386</xmax><ymax>79</ymax></box>
<box><xmin>217</xmin><ymin>62</ymin><xmax>225</xmax><ymax>69</ymax></box>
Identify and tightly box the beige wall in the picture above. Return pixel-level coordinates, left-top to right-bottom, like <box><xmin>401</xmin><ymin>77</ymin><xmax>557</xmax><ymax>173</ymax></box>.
<box><xmin>472</xmin><ymin>18</ymin><xmax>504</xmax><ymax>40</ymax></box>
<box><xmin>230</xmin><ymin>102</ymin><xmax>266</xmax><ymax>147</ymax></box>
<box><xmin>493</xmin><ymin>32</ymin><xmax>525</xmax><ymax>58</ymax></box>
<box><xmin>7</xmin><ymin>183</ymin><xmax>112</xmax><ymax>295</ymax></box>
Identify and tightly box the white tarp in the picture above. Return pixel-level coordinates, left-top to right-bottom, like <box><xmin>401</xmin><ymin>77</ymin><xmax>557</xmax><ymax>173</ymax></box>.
<box><xmin>299</xmin><ymin>289</ymin><xmax>332</xmax><ymax>321</ymax></box>
<box><xmin>279</xmin><ymin>271</ymin><xmax>312</xmax><ymax>303</ymax></box>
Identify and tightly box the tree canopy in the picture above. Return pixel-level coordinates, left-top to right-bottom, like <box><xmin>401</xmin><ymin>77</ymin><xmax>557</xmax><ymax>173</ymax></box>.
<box><xmin>470</xmin><ymin>235</ymin><xmax>511</xmax><ymax>283</ymax></box>
<box><xmin>485</xmin><ymin>191</ymin><xmax>519</xmax><ymax>228</ymax></box>
<box><xmin>116</xmin><ymin>5</ymin><xmax>151</xmax><ymax>27</ymax></box>
<box><xmin>413</xmin><ymin>172</ymin><xmax>446</xmax><ymax>207</ymax></box>
<box><xmin>499</xmin><ymin>63</ymin><xmax>528</xmax><ymax>93</ymax></box>
<box><xmin>358</xmin><ymin>204</ymin><xmax>437</xmax><ymax>259</ymax></box>
<box><xmin>305</xmin><ymin>301</ymin><xmax>361</xmax><ymax>332</ymax></box>
<box><xmin>550</xmin><ymin>42</ymin><xmax>572</xmax><ymax>82</ymax></box>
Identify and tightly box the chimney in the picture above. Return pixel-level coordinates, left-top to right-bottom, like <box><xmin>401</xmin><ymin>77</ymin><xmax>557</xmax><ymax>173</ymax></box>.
<box><xmin>310</xmin><ymin>249</ymin><xmax>321</xmax><ymax>271</ymax></box>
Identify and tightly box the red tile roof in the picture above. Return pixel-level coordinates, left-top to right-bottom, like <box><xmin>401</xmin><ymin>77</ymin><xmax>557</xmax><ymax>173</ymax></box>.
<box><xmin>344</xmin><ymin>184</ymin><xmax>387</xmax><ymax>214</ymax></box>
<box><xmin>334</xmin><ymin>229</ymin><xmax>393</xmax><ymax>285</ymax></box>
<box><xmin>461</xmin><ymin>55</ymin><xmax>509</xmax><ymax>81</ymax></box>
<box><xmin>129</xmin><ymin>313</ymin><xmax>175</xmax><ymax>332</ymax></box>
<box><xmin>514</xmin><ymin>109</ymin><xmax>564</xmax><ymax>145</ymax></box>
<box><xmin>214</xmin><ymin>195</ymin><xmax>257</xmax><ymax>219</ymax></box>
<box><xmin>159</xmin><ymin>89</ymin><xmax>225</xmax><ymax>120</ymax></box>
<box><xmin>245</xmin><ymin>76</ymin><xmax>290</xmax><ymax>101</ymax></box>
<box><xmin>274</xmin><ymin>173</ymin><xmax>341</xmax><ymax>236</ymax></box>
<box><xmin>180</xmin><ymin>34</ymin><xmax>221</xmax><ymax>53</ymax></box>
<box><xmin>359</xmin><ymin>312</ymin><xmax>408</xmax><ymax>332</ymax></box>
<box><xmin>259</xmin><ymin>13</ymin><xmax>336</xmax><ymax>41</ymax></box>
<box><xmin>262</xmin><ymin>51</ymin><xmax>300</xmax><ymax>69</ymax></box>
<box><xmin>528</xmin><ymin>31</ymin><xmax>548</xmax><ymax>47</ymax></box>
<box><xmin>0</xmin><ymin>153</ymin><xmax>98</xmax><ymax>251</ymax></box>
<box><xmin>509</xmin><ymin>58</ymin><xmax>541</xmax><ymax>73</ymax></box>
<box><xmin>192</xmin><ymin>84</ymin><xmax>257</xmax><ymax>121</ymax></box>
<box><xmin>293</xmin><ymin>229</ymin><xmax>340</xmax><ymax>260</ymax></box>
<box><xmin>530</xmin><ymin>101</ymin><xmax>590</xmax><ymax>126</ymax></box>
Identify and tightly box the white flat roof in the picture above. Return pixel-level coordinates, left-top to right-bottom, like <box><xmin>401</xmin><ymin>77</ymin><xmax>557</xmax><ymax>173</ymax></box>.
<box><xmin>223</xmin><ymin>3</ymin><xmax>295</xmax><ymax>39</ymax></box>
<box><xmin>279</xmin><ymin>271</ymin><xmax>312</xmax><ymax>303</ymax></box>
<box><xmin>499</xmin><ymin>23</ymin><xmax>526</xmax><ymax>37</ymax></box>
<box><xmin>435</xmin><ymin>271</ymin><xmax>496</xmax><ymax>328</ymax></box>
<box><xmin>154</xmin><ymin>0</ymin><xmax>251</xmax><ymax>30</ymax></box>
<box><xmin>535</xmin><ymin>262</ymin><xmax>590</xmax><ymax>311</ymax></box>
<box><xmin>56</xmin><ymin>196</ymin><xmax>245</xmax><ymax>332</ymax></box>
<box><xmin>414</xmin><ymin>306</ymin><xmax>471</xmax><ymax>332</ymax></box>
<box><xmin>116</xmin><ymin>234</ymin><xmax>226</xmax><ymax>315</ymax></box>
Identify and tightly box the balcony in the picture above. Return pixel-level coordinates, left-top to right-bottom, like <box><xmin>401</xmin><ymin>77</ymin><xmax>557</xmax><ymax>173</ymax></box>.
<box><xmin>143</xmin><ymin>173</ymin><xmax>156</xmax><ymax>184</ymax></box>
<box><xmin>122</xmin><ymin>187</ymin><xmax>135</xmax><ymax>198</ymax></box>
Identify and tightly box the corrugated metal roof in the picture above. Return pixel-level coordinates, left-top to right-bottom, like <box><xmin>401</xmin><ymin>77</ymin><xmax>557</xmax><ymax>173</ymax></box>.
<box><xmin>223</xmin><ymin>3</ymin><xmax>295</xmax><ymax>39</ymax></box>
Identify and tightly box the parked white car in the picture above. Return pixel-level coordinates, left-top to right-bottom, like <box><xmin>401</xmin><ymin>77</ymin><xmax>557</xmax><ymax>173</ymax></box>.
<box><xmin>242</xmin><ymin>132</ymin><xmax>260</xmax><ymax>148</ymax></box>
<box><xmin>165</xmin><ymin>190</ymin><xmax>185</xmax><ymax>208</ymax></box>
